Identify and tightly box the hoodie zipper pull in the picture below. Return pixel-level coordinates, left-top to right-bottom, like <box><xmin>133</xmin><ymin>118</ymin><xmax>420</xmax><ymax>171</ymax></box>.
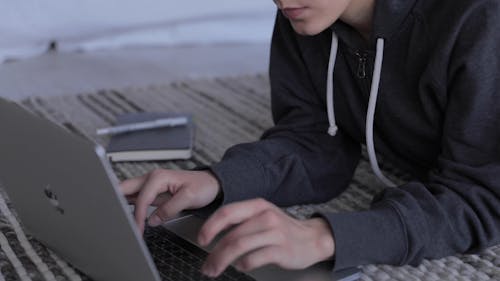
<box><xmin>355</xmin><ymin>51</ymin><xmax>368</xmax><ymax>79</ymax></box>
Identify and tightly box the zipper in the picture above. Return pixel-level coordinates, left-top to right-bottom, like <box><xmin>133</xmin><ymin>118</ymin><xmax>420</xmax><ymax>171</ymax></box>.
<box><xmin>355</xmin><ymin>51</ymin><xmax>368</xmax><ymax>79</ymax></box>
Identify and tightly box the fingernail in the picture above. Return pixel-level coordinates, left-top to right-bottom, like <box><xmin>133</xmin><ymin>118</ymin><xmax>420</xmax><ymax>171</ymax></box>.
<box><xmin>203</xmin><ymin>264</ymin><xmax>218</xmax><ymax>277</ymax></box>
<box><xmin>198</xmin><ymin>235</ymin><xmax>206</xmax><ymax>246</ymax></box>
<box><xmin>234</xmin><ymin>263</ymin><xmax>242</xmax><ymax>272</ymax></box>
<box><xmin>201</xmin><ymin>264</ymin><xmax>211</xmax><ymax>276</ymax></box>
<box><xmin>148</xmin><ymin>215</ymin><xmax>162</xmax><ymax>227</ymax></box>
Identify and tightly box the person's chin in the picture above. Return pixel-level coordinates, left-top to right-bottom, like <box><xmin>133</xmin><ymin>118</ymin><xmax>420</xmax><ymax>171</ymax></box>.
<box><xmin>290</xmin><ymin>21</ymin><xmax>328</xmax><ymax>36</ymax></box>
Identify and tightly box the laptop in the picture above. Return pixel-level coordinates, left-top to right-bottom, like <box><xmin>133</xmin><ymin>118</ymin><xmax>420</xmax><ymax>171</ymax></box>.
<box><xmin>0</xmin><ymin>97</ymin><xmax>361</xmax><ymax>281</ymax></box>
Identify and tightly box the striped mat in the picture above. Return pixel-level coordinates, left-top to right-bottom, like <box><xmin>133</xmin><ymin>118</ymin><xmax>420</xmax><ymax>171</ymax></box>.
<box><xmin>0</xmin><ymin>74</ymin><xmax>499</xmax><ymax>280</ymax></box>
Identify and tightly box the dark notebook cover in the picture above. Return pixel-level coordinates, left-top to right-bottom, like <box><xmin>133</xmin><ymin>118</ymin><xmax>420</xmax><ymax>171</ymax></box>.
<box><xmin>106</xmin><ymin>112</ymin><xmax>194</xmax><ymax>162</ymax></box>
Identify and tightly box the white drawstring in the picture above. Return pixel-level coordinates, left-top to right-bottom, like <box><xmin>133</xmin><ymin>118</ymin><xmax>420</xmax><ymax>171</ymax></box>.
<box><xmin>326</xmin><ymin>32</ymin><xmax>339</xmax><ymax>136</ymax></box>
<box><xmin>366</xmin><ymin>38</ymin><xmax>397</xmax><ymax>187</ymax></box>
<box><xmin>326</xmin><ymin>33</ymin><xmax>396</xmax><ymax>187</ymax></box>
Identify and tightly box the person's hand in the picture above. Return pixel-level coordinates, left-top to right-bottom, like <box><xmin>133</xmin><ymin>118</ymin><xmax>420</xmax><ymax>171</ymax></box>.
<box><xmin>197</xmin><ymin>198</ymin><xmax>335</xmax><ymax>277</ymax></box>
<box><xmin>120</xmin><ymin>169</ymin><xmax>220</xmax><ymax>233</ymax></box>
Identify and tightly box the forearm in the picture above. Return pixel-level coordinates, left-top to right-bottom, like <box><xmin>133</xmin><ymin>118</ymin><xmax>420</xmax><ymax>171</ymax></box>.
<box><xmin>318</xmin><ymin>177</ymin><xmax>500</xmax><ymax>270</ymax></box>
<box><xmin>317</xmin><ymin>201</ymin><xmax>407</xmax><ymax>270</ymax></box>
<box><xmin>210</xmin><ymin>131</ymin><xmax>360</xmax><ymax>207</ymax></box>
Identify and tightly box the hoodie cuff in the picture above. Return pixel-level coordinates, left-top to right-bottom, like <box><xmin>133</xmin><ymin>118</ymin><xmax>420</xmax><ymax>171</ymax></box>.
<box><xmin>316</xmin><ymin>203</ymin><xmax>407</xmax><ymax>270</ymax></box>
<box><xmin>209</xmin><ymin>153</ymin><xmax>268</xmax><ymax>205</ymax></box>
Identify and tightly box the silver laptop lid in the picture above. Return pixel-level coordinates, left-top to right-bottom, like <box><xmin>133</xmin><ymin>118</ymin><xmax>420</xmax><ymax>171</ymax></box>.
<box><xmin>0</xmin><ymin>98</ymin><xmax>161</xmax><ymax>281</ymax></box>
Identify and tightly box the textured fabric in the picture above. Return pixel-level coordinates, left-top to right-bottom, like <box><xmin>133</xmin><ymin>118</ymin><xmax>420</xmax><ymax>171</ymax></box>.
<box><xmin>0</xmin><ymin>75</ymin><xmax>498</xmax><ymax>280</ymax></box>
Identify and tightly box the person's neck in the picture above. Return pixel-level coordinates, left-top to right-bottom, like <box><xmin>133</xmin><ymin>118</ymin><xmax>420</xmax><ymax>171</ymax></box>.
<box><xmin>339</xmin><ymin>0</ymin><xmax>376</xmax><ymax>41</ymax></box>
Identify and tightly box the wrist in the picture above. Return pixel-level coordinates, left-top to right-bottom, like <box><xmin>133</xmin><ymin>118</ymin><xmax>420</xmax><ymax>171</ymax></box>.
<box><xmin>198</xmin><ymin>170</ymin><xmax>222</xmax><ymax>197</ymax></box>
<box><xmin>307</xmin><ymin>217</ymin><xmax>335</xmax><ymax>262</ymax></box>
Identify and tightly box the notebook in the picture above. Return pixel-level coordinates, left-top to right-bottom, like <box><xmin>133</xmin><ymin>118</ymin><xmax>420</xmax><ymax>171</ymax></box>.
<box><xmin>106</xmin><ymin>112</ymin><xmax>194</xmax><ymax>162</ymax></box>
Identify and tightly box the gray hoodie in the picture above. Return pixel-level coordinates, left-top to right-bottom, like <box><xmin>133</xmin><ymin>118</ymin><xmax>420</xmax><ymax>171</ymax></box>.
<box><xmin>209</xmin><ymin>0</ymin><xmax>500</xmax><ymax>270</ymax></box>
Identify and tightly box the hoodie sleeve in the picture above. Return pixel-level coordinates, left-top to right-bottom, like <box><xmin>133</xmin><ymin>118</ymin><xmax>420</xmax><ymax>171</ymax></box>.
<box><xmin>320</xmin><ymin>1</ymin><xmax>500</xmax><ymax>270</ymax></box>
<box><xmin>209</xmin><ymin>12</ymin><xmax>361</xmax><ymax>207</ymax></box>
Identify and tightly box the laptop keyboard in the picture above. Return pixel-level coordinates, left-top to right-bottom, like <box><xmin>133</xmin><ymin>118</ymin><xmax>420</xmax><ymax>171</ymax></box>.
<box><xmin>144</xmin><ymin>226</ymin><xmax>256</xmax><ymax>281</ymax></box>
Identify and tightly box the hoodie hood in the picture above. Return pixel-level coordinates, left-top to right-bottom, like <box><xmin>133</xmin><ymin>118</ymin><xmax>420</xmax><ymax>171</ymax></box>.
<box><xmin>331</xmin><ymin>0</ymin><xmax>418</xmax><ymax>48</ymax></box>
<box><xmin>372</xmin><ymin>0</ymin><xmax>419</xmax><ymax>40</ymax></box>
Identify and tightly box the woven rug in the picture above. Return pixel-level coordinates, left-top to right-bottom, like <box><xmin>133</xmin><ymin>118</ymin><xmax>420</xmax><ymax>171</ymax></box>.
<box><xmin>0</xmin><ymin>74</ymin><xmax>499</xmax><ymax>281</ymax></box>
